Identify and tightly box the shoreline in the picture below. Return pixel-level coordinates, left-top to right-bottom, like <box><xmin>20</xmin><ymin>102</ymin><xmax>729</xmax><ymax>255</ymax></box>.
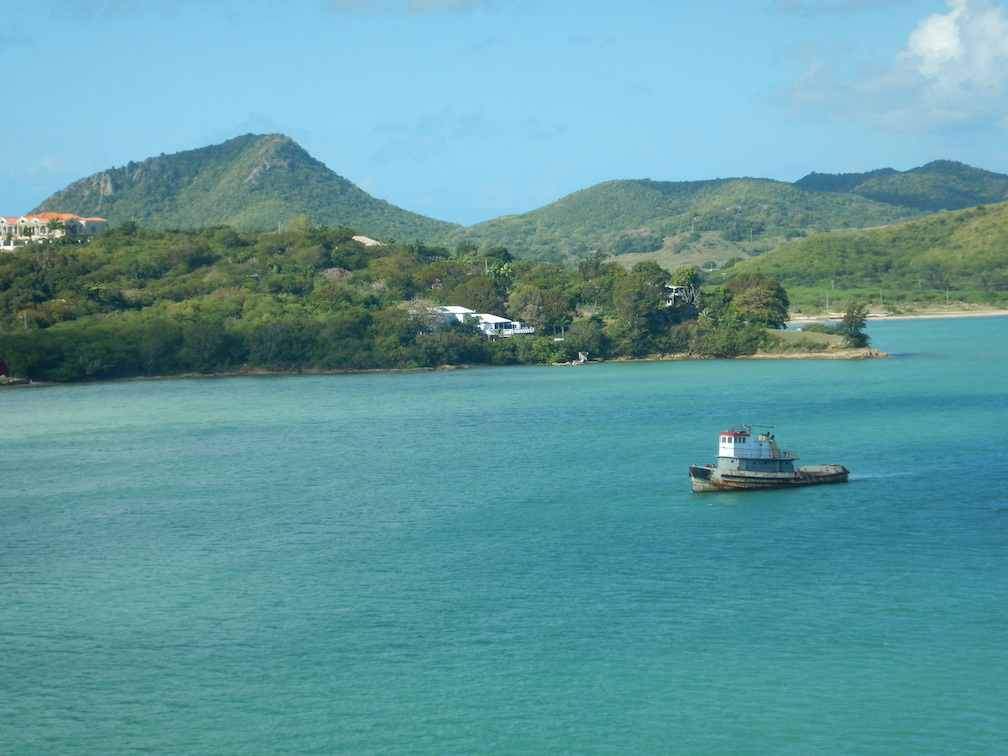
<box><xmin>6</xmin><ymin>310</ymin><xmax>1004</xmax><ymax>386</ymax></box>
<box><xmin>742</xmin><ymin>347</ymin><xmax>890</xmax><ymax>360</ymax></box>
<box><xmin>791</xmin><ymin>307</ymin><xmax>1007</xmax><ymax>323</ymax></box>
<box><xmin>1</xmin><ymin>346</ymin><xmax>891</xmax><ymax>386</ymax></box>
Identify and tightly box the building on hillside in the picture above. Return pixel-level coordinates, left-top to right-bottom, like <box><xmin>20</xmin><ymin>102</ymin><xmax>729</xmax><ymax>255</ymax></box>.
<box><xmin>1</xmin><ymin>212</ymin><xmax>109</xmax><ymax>250</ymax></box>
<box><xmin>471</xmin><ymin>313</ymin><xmax>535</xmax><ymax>337</ymax></box>
<box><xmin>434</xmin><ymin>305</ymin><xmax>477</xmax><ymax>324</ymax></box>
<box><xmin>664</xmin><ymin>284</ymin><xmax>685</xmax><ymax>306</ymax></box>
<box><xmin>429</xmin><ymin>305</ymin><xmax>534</xmax><ymax>337</ymax></box>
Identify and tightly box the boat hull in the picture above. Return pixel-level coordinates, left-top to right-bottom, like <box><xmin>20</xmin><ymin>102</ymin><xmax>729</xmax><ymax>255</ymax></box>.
<box><xmin>689</xmin><ymin>463</ymin><xmax>849</xmax><ymax>493</ymax></box>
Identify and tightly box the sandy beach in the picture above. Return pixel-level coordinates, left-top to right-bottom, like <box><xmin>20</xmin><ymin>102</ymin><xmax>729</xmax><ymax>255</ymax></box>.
<box><xmin>792</xmin><ymin>306</ymin><xmax>1007</xmax><ymax>323</ymax></box>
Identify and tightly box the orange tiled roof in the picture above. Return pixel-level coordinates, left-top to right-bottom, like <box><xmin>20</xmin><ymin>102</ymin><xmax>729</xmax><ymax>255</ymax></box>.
<box><xmin>2</xmin><ymin>212</ymin><xmax>108</xmax><ymax>223</ymax></box>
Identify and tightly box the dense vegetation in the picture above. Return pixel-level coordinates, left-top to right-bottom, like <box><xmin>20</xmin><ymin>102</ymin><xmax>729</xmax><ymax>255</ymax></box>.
<box><xmin>34</xmin><ymin>134</ymin><xmax>460</xmax><ymax>243</ymax></box>
<box><xmin>723</xmin><ymin>201</ymin><xmax>1008</xmax><ymax>312</ymax></box>
<box><xmin>0</xmin><ymin>222</ymin><xmax>792</xmax><ymax>382</ymax></box>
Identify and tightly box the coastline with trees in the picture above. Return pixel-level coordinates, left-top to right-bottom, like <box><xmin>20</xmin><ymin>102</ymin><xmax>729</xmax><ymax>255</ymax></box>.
<box><xmin>0</xmin><ymin>220</ymin><xmax>887</xmax><ymax>384</ymax></box>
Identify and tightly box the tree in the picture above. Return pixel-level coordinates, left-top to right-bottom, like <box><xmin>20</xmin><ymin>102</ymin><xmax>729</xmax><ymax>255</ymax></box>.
<box><xmin>612</xmin><ymin>272</ymin><xmax>663</xmax><ymax>329</ymax></box>
<box><xmin>506</xmin><ymin>285</ymin><xmax>573</xmax><ymax>334</ymax></box>
<box><xmin>722</xmin><ymin>273</ymin><xmax>790</xmax><ymax>328</ymax></box>
<box><xmin>837</xmin><ymin>302</ymin><xmax>870</xmax><ymax>347</ymax></box>
<box><xmin>669</xmin><ymin>264</ymin><xmax>703</xmax><ymax>306</ymax></box>
<box><xmin>398</xmin><ymin>297</ymin><xmax>444</xmax><ymax>334</ymax></box>
<box><xmin>577</xmin><ymin>251</ymin><xmax>625</xmax><ymax>310</ymax></box>
<box><xmin>284</xmin><ymin>214</ymin><xmax>311</xmax><ymax>234</ymax></box>
<box><xmin>565</xmin><ymin>315</ymin><xmax>608</xmax><ymax>358</ymax></box>
<box><xmin>577</xmin><ymin>250</ymin><xmax>610</xmax><ymax>280</ymax></box>
<box><xmin>630</xmin><ymin>260</ymin><xmax>670</xmax><ymax>286</ymax></box>
<box><xmin>484</xmin><ymin>245</ymin><xmax>513</xmax><ymax>264</ymax></box>
<box><xmin>449</xmin><ymin>276</ymin><xmax>505</xmax><ymax>315</ymax></box>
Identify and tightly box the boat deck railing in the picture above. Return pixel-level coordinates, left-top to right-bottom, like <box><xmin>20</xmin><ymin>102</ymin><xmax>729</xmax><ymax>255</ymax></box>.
<box><xmin>729</xmin><ymin>448</ymin><xmax>798</xmax><ymax>460</ymax></box>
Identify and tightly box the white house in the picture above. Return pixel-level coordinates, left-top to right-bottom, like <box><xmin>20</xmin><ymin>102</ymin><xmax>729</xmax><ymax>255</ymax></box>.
<box><xmin>470</xmin><ymin>313</ymin><xmax>535</xmax><ymax>337</ymax></box>
<box><xmin>1</xmin><ymin>212</ymin><xmax>109</xmax><ymax>250</ymax></box>
<box><xmin>429</xmin><ymin>305</ymin><xmax>534</xmax><ymax>337</ymax></box>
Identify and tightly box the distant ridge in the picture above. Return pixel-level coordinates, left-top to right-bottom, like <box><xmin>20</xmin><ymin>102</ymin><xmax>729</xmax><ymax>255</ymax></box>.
<box><xmin>794</xmin><ymin>168</ymin><xmax>900</xmax><ymax>194</ymax></box>
<box><xmin>446</xmin><ymin>176</ymin><xmax>917</xmax><ymax>263</ymax></box>
<box><xmin>32</xmin><ymin>134</ymin><xmax>1008</xmax><ymax>263</ymax></box>
<box><xmin>795</xmin><ymin>160</ymin><xmax>1008</xmax><ymax>213</ymax></box>
<box><xmin>448</xmin><ymin>161</ymin><xmax>1008</xmax><ymax>262</ymax></box>
<box><xmin>33</xmin><ymin>134</ymin><xmax>460</xmax><ymax>242</ymax></box>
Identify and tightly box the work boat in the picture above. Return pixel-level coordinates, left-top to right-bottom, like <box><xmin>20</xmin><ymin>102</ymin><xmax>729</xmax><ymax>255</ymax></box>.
<box><xmin>689</xmin><ymin>425</ymin><xmax>849</xmax><ymax>493</ymax></box>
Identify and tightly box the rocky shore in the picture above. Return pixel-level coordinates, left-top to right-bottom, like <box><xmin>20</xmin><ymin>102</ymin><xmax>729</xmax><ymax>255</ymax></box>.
<box><xmin>743</xmin><ymin>347</ymin><xmax>890</xmax><ymax>359</ymax></box>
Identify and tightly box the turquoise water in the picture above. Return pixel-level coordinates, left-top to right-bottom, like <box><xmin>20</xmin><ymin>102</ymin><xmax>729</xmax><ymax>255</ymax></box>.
<box><xmin>2</xmin><ymin>316</ymin><xmax>1007</xmax><ymax>754</ymax></box>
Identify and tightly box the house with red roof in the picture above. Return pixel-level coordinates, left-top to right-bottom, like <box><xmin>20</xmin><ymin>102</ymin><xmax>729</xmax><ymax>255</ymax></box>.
<box><xmin>1</xmin><ymin>212</ymin><xmax>109</xmax><ymax>250</ymax></box>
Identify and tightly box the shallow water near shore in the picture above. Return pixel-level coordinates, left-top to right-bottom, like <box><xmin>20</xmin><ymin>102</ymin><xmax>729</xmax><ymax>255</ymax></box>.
<box><xmin>2</xmin><ymin>316</ymin><xmax>1007</xmax><ymax>754</ymax></box>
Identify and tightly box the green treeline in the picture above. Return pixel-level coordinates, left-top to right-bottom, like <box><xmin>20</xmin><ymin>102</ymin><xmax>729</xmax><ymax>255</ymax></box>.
<box><xmin>0</xmin><ymin>220</ymin><xmax>790</xmax><ymax>382</ymax></box>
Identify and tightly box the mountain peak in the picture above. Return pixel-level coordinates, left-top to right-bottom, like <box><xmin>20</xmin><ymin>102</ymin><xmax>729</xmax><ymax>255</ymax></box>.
<box><xmin>32</xmin><ymin>134</ymin><xmax>459</xmax><ymax>240</ymax></box>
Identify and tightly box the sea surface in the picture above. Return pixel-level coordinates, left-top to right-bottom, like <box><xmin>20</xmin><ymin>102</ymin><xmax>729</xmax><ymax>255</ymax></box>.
<box><xmin>2</xmin><ymin>316</ymin><xmax>1007</xmax><ymax>754</ymax></box>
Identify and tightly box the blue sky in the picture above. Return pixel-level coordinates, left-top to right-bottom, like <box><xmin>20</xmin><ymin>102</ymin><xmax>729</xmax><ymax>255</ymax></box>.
<box><xmin>4</xmin><ymin>0</ymin><xmax>1008</xmax><ymax>226</ymax></box>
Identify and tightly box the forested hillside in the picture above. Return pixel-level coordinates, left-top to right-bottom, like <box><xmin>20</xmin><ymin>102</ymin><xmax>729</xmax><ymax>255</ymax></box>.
<box><xmin>33</xmin><ymin>134</ymin><xmax>460</xmax><ymax>243</ymax></box>
<box><xmin>0</xmin><ymin>222</ymin><xmax>794</xmax><ymax>382</ymax></box>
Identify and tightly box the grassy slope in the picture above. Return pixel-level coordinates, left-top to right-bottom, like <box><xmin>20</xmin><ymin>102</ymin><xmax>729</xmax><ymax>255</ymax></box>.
<box><xmin>718</xmin><ymin>202</ymin><xmax>1008</xmax><ymax>313</ymax></box>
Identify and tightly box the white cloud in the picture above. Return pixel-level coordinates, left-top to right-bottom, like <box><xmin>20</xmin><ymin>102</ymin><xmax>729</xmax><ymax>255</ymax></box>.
<box><xmin>789</xmin><ymin>0</ymin><xmax>1008</xmax><ymax>130</ymax></box>
<box><xmin>901</xmin><ymin>0</ymin><xmax>1008</xmax><ymax>91</ymax></box>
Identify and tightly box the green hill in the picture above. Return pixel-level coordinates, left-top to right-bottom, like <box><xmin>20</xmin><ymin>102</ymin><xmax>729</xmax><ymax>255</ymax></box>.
<box><xmin>32</xmin><ymin>134</ymin><xmax>460</xmax><ymax>242</ymax></box>
<box><xmin>454</xmin><ymin>162</ymin><xmax>1008</xmax><ymax>263</ymax></box>
<box><xmin>795</xmin><ymin>160</ymin><xmax>1008</xmax><ymax>213</ymax></box>
<box><xmin>31</xmin><ymin>134</ymin><xmax>1008</xmax><ymax>268</ymax></box>
<box><xmin>719</xmin><ymin>201</ymin><xmax>1008</xmax><ymax>310</ymax></box>
<box><xmin>448</xmin><ymin>177</ymin><xmax>921</xmax><ymax>263</ymax></box>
